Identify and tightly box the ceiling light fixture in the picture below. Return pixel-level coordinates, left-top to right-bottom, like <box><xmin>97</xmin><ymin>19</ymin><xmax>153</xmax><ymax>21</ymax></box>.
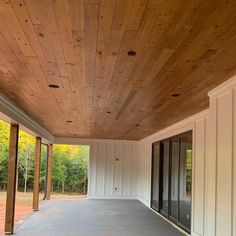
<box><xmin>48</xmin><ymin>84</ymin><xmax>59</xmax><ymax>88</ymax></box>
<box><xmin>171</xmin><ymin>93</ymin><xmax>180</xmax><ymax>97</ymax></box>
<box><xmin>128</xmin><ymin>50</ymin><xmax>136</xmax><ymax>56</ymax></box>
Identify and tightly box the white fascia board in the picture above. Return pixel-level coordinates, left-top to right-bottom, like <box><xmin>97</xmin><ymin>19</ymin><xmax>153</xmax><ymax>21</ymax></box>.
<box><xmin>0</xmin><ymin>93</ymin><xmax>54</xmax><ymax>143</ymax></box>
<box><xmin>208</xmin><ymin>75</ymin><xmax>236</xmax><ymax>98</ymax></box>
<box><xmin>53</xmin><ymin>137</ymin><xmax>137</xmax><ymax>145</ymax></box>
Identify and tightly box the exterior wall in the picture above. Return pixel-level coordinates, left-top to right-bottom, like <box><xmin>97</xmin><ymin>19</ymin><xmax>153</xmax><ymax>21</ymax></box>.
<box><xmin>88</xmin><ymin>140</ymin><xmax>138</xmax><ymax>199</ymax></box>
<box><xmin>136</xmin><ymin>76</ymin><xmax>236</xmax><ymax>236</ymax></box>
<box><xmin>137</xmin><ymin>110</ymin><xmax>208</xmax><ymax>236</ymax></box>
<box><xmin>204</xmin><ymin>77</ymin><xmax>236</xmax><ymax>236</ymax></box>
<box><xmin>56</xmin><ymin>76</ymin><xmax>236</xmax><ymax>235</ymax></box>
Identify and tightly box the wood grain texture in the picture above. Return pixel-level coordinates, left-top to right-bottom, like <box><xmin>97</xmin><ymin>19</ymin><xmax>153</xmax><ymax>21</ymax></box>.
<box><xmin>4</xmin><ymin>124</ymin><xmax>19</xmax><ymax>235</ymax></box>
<box><xmin>0</xmin><ymin>0</ymin><xmax>236</xmax><ymax>140</ymax></box>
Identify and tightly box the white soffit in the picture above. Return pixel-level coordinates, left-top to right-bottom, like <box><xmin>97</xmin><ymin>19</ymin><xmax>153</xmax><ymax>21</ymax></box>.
<box><xmin>0</xmin><ymin>92</ymin><xmax>54</xmax><ymax>143</ymax></box>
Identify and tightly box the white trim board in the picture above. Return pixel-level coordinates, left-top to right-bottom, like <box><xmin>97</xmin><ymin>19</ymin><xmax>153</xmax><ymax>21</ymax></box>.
<box><xmin>139</xmin><ymin>109</ymin><xmax>209</xmax><ymax>144</ymax></box>
<box><xmin>208</xmin><ymin>75</ymin><xmax>236</xmax><ymax>97</ymax></box>
<box><xmin>87</xmin><ymin>195</ymin><xmax>136</xmax><ymax>200</ymax></box>
<box><xmin>0</xmin><ymin>93</ymin><xmax>53</xmax><ymax>142</ymax></box>
<box><xmin>53</xmin><ymin>137</ymin><xmax>137</xmax><ymax>145</ymax></box>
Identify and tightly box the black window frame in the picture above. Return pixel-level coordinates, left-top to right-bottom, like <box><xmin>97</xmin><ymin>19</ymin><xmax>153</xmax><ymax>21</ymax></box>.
<box><xmin>150</xmin><ymin>130</ymin><xmax>193</xmax><ymax>233</ymax></box>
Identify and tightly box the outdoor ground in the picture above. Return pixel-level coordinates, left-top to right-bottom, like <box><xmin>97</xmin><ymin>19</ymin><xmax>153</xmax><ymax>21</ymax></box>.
<box><xmin>0</xmin><ymin>192</ymin><xmax>86</xmax><ymax>236</ymax></box>
<box><xmin>13</xmin><ymin>200</ymin><xmax>185</xmax><ymax>236</ymax></box>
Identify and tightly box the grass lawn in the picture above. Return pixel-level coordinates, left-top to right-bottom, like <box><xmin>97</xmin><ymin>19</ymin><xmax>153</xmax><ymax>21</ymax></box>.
<box><xmin>0</xmin><ymin>191</ymin><xmax>86</xmax><ymax>235</ymax></box>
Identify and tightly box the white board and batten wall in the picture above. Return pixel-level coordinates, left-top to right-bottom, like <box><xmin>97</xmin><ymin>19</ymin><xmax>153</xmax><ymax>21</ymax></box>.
<box><xmin>137</xmin><ymin>110</ymin><xmax>209</xmax><ymax>236</ymax></box>
<box><xmin>88</xmin><ymin>140</ymin><xmax>138</xmax><ymax>199</ymax></box>
<box><xmin>54</xmin><ymin>137</ymin><xmax>139</xmax><ymax>199</ymax></box>
<box><xmin>137</xmin><ymin>75</ymin><xmax>236</xmax><ymax>236</ymax></box>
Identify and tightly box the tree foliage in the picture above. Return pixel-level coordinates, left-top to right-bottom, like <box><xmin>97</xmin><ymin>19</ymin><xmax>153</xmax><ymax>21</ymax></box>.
<box><xmin>0</xmin><ymin>120</ymin><xmax>89</xmax><ymax>194</ymax></box>
<box><xmin>51</xmin><ymin>145</ymin><xmax>88</xmax><ymax>193</ymax></box>
<box><xmin>0</xmin><ymin>120</ymin><xmax>9</xmax><ymax>190</ymax></box>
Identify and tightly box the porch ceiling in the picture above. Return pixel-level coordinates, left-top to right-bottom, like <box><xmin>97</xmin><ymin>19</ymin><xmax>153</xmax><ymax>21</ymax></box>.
<box><xmin>0</xmin><ymin>1</ymin><xmax>236</xmax><ymax>140</ymax></box>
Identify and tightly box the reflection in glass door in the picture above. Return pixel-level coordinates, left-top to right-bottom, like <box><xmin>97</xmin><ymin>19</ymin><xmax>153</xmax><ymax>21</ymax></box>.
<box><xmin>179</xmin><ymin>135</ymin><xmax>192</xmax><ymax>230</ymax></box>
<box><xmin>151</xmin><ymin>131</ymin><xmax>192</xmax><ymax>233</ymax></box>
<box><xmin>170</xmin><ymin>138</ymin><xmax>179</xmax><ymax>222</ymax></box>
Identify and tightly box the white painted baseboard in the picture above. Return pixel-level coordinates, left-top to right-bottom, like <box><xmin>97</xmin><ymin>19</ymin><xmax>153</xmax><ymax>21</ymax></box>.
<box><xmin>136</xmin><ymin>197</ymin><xmax>150</xmax><ymax>207</ymax></box>
<box><xmin>87</xmin><ymin>195</ymin><xmax>136</xmax><ymax>200</ymax></box>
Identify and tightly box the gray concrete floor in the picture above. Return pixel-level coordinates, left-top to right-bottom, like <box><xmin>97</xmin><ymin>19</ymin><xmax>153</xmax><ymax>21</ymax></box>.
<box><xmin>14</xmin><ymin>200</ymin><xmax>185</xmax><ymax>236</ymax></box>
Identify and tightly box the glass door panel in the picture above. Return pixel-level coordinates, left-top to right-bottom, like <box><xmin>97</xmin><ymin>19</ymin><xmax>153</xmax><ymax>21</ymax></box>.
<box><xmin>151</xmin><ymin>142</ymin><xmax>160</xmax><ymax>211</ymax></box>
<box><xmin>170</xmin><ymin>138</ymin><xmax>179</xmax><ymax>221</ymax></box>
<box><xmin>178</xmin><ymin>134</ymin><xmax>192</xmax><ymax>231</ymax></box>
<box><xmin>151</xmin><ymin>131</ymin><xmax>192</xmax><ymax>233</ymax></box>
<box><xmin>160</xmin><ymin>140</ymin><xmax>169</xmax><ymax>216</ymax></box>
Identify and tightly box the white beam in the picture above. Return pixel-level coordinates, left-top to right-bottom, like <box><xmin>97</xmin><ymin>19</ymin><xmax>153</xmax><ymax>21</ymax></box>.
<box><xmin>0</xmin><ymin>93</ymin><xmax>54</xmax><ymax>142</ymax></box>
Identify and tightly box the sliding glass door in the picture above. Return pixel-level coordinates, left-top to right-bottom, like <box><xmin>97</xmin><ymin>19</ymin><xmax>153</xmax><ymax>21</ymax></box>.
<box><xmin>151</xmin><ymin>131</ymin><xmax>192</xmax><ymax>233</ymax></box>
<box><xmin>170</xmin><ymin>137</ymin><xmax>179</xmax><ymax>222</ymax></box>
<box><xmin>178</xmin><ymin>134</ymin><xmax>192</xmax><ymax>230</ymax></box>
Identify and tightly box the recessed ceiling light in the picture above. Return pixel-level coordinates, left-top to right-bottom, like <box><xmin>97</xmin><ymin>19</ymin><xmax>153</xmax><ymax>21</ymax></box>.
<box><xmin>171</xmin><ymin>93</ymin><xmax>180</xmax><ymax>97</ymax></box>
<box><xmin>49</xmin><ymin>84</ymin><xmax>59</xmax><ymax>88</ymax></box>
<box><xmin>128</xmin><ymin>50</ymin><xmax>136</xmax><ymax>56</ymax></box>
<box><xmin>66</xmin><ymin>120</ymin><xmax>72</xmax><ymax>123</ymax></box>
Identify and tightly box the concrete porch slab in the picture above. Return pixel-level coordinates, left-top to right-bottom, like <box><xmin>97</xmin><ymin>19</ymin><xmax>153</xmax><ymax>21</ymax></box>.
<box><xmin>14</xmin><ymin>200</ymin><xmax>185</xmax><ymax>236</ymax></box>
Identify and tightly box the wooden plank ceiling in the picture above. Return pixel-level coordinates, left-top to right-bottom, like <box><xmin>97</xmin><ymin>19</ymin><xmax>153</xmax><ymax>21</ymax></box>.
<box><xmin>0</xmin><ymin>0</ymin><xmax>236</xmax><ymax>140</ymax></box>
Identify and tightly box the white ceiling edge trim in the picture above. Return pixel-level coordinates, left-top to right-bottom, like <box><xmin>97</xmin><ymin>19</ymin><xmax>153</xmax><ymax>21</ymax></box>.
<box><xmin>208</xmin><ymin>75</ymin><xmax>236</xmax><ymax>97</ymax></box>
<box><xmin>0</xmin><ymin>93</ymin><xmax>54</xmax><ymax>143</ymax></box>
<box><xmin>139</xmin><ymin>109</ymin><xmax>209</xmax><ymax>144</ymax></box>
<box><xmin>54</xmin><ymin>137</ymin><xmax>138</xmax><ymax>145</ymax></box>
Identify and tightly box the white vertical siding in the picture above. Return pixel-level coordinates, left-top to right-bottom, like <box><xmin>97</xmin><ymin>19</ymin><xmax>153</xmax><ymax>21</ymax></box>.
<box><xmin>216</xmin><ymin>92</ymin><xmax>233</xmax><ymax>236</ymax></box>
<box><xmin>136</xmin><ymin>76</ymin><xmax>236</xmax><ymax>236</ymax></box>
<box><xmin>122</xmin><ymin>143</ymin><xmax>131</xmax><ymax>196</ymax></box>
<box><xmin>105</xmin><ymin>142</ymin><xmax>114</xmax><ymax>195</ymax></box>
<box><xmin>96</xmin><ymin>141</ymin><xmax>106</xmax><ymax>195</ymax></box>
<box><xmin>191</xmin><ymin>115</ymin><xmax>210</xmax><ymax>236</ymax></box>
<box><xmin>88</xmin><ymin>140</ymin><xmax>138</xmax><ymax>199</ymax></box>
<box><xmin>206</xmin><ymin>78</ymin><xmax>236</xmax><ymax>236</ymax></box>
<box><xmin>193</xmin><ymin>118</ymin><xmax>206</xmax><ymax>236</ymax></box>
<box><xmin>137</xmin><ymin>111</ymin><xmax>209</xmax><ymax>236</ymax></box>
<box><xmin>204</xmin><ymin>98</ymin><xmax>217</xmax><ymax>236</ymax></box>
<box><xmin>131</xmin><ymin>144</ymin><xmax>138</xmax><ymax>196</ymax></box>
<box><xmin>233</xmin><ymin>88</ymin><xmax>236</xmax><ymax>236</ymax></box>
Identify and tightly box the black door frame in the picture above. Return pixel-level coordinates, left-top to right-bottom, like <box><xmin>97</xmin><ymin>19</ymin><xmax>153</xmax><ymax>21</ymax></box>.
<box><xmin>151</xmin><ymin>130</ymin><xmax>193</xmax><ymax>233</ymax></box>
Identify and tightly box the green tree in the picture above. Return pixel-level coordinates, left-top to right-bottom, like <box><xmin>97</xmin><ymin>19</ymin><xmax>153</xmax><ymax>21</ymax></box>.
<box><xmin>52</xmin><ymin>145</ymin><xmax>89</xmax><ymax>193</ymax></box>
<box><xmin>0</xmin><ymin>119</ymin><xmax>89</xmax><ymax>195</ymax></box>
<box><xmin>18</xmin><ymin>130</ymin><xmax>35</xmax><ymax>192</ymax></box>
<box><xmin>0</xmin><ymin>120</ymin><xmax>9</xmax><ymax>190</ymax></box>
